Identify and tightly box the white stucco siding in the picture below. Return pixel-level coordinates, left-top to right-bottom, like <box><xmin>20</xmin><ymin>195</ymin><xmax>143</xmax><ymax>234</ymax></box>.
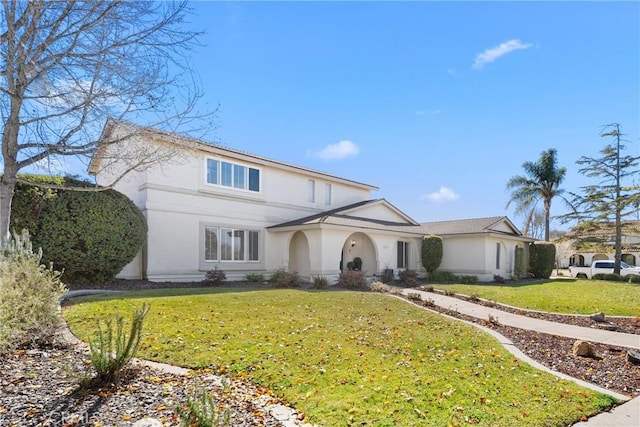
<box><xmin>490</xmin><ymin>221</ymin><xmax>514</xmax><ymax>234</ymax></box>
<box><xmin>440</xmin><ymin>236</ymin><xmax>488</xmax><ymax>277</ymax></box>
<box><xmin>349</xmin><ymin>204</ymin><xmax>408</xmax><ymax>223</ymax></box>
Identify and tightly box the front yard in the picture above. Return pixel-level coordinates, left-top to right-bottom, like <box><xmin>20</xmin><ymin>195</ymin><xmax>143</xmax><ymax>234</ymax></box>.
<box><xmin>429</xmin><ymin>279</ymin><xmax>640</xmax><ymax>316</ymax></box>
<box><xmin>64</xmin><ymin>288</ymin><xmax>616</xmax><ymax>426</ymax></box>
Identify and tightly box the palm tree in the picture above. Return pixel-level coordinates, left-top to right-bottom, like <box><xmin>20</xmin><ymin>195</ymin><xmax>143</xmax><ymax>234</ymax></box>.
<box><xmin>506</xmin><ymin>148</ymin><xmax>569</xmax><ymax>241</ymax></box>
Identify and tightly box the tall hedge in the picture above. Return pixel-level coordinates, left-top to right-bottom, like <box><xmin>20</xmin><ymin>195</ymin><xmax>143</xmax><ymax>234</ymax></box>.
<box><xmin>10</xmin><ymin>175</ymin><xmax>146</xmax><ymax>284</ymax></box>
<box><xmin>528</xmin><ymin>243</ymin><xmax>556</xmax><ymax>279</ymax></box>
<box><xmin>421</xmin><ymin>235</ymin><xmax>443</xmax><ymax>278</ymax></box>
<box><xmin>514</xmin><ymin>246</ymin><xmax>526</xmax><ymax>279</ymax></box>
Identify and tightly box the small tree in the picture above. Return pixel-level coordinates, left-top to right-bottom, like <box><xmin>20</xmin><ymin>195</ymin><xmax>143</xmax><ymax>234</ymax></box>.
<box><xmin>565</xmin><ymin>124</ymin><xmax>640</xmax><ymax>274</ymax></box>
<box><xmin>421</xmin><ymin>235</ymin><xmax>443</xmax><ymax>279</ymax></box>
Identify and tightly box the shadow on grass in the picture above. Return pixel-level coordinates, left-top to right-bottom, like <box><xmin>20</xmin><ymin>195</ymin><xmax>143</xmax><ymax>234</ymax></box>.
<box><xmin>62</xmin><ymin>283</ymin><xmax>355</xmax><ymax>306</ymax></box>
<box><xmin>431</xmin><ymin>278</ymin><xmax>579</xmax><ymax>288</ymax></box>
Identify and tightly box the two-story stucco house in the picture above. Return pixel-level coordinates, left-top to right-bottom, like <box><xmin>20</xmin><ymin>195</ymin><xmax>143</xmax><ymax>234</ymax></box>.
<box><xmin>89</xmin><ymin>120</ymin><xmax>427</xmax><ymax>282</ymax></box>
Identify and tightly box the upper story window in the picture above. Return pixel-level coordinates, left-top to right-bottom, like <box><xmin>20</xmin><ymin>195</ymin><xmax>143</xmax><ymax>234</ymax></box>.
<box><xmin>206</xmin><ymin>158</ymin><xmax>260</xmax><ymax>192</ymax></box>
<box><xmin>308</xmin><ymin>179</ymin><xmax>315</xmax><ymax>203</ymax></box>
<box><xmin>324</xmin><ymin>183</ymin><xmax>332</xmax><ymax>205</ymax></box>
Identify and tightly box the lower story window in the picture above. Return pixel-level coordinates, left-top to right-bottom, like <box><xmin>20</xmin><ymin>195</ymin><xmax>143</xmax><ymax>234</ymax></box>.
<box><xmin>397</xmin><ymin>241</ymin><xmax>409</xmax><ymax>269</ymax></box>
<box><xmin>205</xmin><ymin>227</ymin><xmax>259</xmax><ymax>262</ymax></box>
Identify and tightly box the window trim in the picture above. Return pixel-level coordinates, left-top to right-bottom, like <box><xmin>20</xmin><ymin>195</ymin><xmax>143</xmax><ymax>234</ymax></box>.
<box><xmin>205</xmin><ymin>226</ymin><xmax>261</xmax><ymax>263</ymax></box>
<box><xmin>308</xmin><ymin>179</ymin><xmax>315</xmax><ymax>203</ymax></box>
<box><xmin>397</xmin><ymin>240</ymin><xmax>409</xmax><ymax>269</ymax></box>
<box><xmin>324</xmin><ymin>183</ymin><xmax>332</xmax><ymax>205</ymax></box>
<box><xmin>205</xmin><ymin>157</ymin><xmax>261</xmax><ymax>193</ymax></box>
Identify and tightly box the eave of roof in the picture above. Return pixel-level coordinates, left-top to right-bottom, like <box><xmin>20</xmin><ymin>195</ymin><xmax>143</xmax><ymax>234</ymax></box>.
<box><xmin>268</xmin><ymin>199</ymin><xmax>422</xmax><ymax>233</ymax></box>
<box><xmin>89</xmin><ymin>119</ymin><xmax>379</xmax><ymax>191</ymax></box>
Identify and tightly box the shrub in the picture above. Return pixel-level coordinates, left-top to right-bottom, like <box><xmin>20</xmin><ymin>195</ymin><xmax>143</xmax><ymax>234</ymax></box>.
<box><xmin>245</xmin><ymin>273</ymin><xmax>264</xmax><ymax>283</ymax></box>
<box><xmin>176</xmin><ymin>388</ymin><xmax>230</xmax><ymax>427</ymax></box>
<box><xmin>88</xmin><ymin>303</ymin><xmax>149</xmax><ymax>385</ymax></box>
<box><xmin>369</xmin><ymin>281</ymin><xmax>390</xmax><ymax>293</ymax></box>
<box><xmin>493</xmin><ymin>274</ymin><xmax>506</xmax><ymax>283</ymax></box>
<box><xmin>274</xmin><ymin>271</ymin><xmax>301</xmax><ymax>288</ymax></box>
<box><xmin>406</xmin><ymin>292</ymin><xmax>422</xmax><ymax>302</ymax></box>
<box><xmin>627</xmin><ymin>275</ymin><xmax>640</xmax><ymax>284</ymax></box>
<box><xmin>592</xmin><ymin>273</ymin><xmax>607</xmax><ymax>281</ymax></box>
<box><xmin>528</xmin><ymin>243</ymin><xmax>556</xmax><ymax>279</ymax></box>
<box><xmin>398</xmin><ymin>269</ymin><xmax>418</xmax><ymax>286</ymax></box>
<box><xmin>0</xmin><ymin>230</ymin><xmax>67</xmax><ymax>353</ymax></box>
<box><xmin>337</xmin><ymin>270</ymin><xmax>367</xmax><ymax>289</ymax></box>
<box><xmin>353</xmin><ymin>257</ymin><xmax>363</xmax><ymax>271</ymax></box>
<box><xmin>429</xmin><ymin>271</ymin><xmax>458</xmax><ymax>283</ymax></box>
<box><xmin>380</xmin><ymin>269</ymin><xmax>394</xmax><ymax>284</ymax></box>
<box><xmin>421</xmin><ymin>235</ymin><xmax>443</xmax><ymax>278</ymax></box>
<box><xmin>204</xmin><ymin>268</ymin><xmax>226</xmax><ymax>286</ymax></box>
<box><xmin>604</xmin><ymin>273</ymin><xmax>622</xmax><ymax>282</ymax></box>
<box><xmin>10</xmin><ymin>175</ymin><xmax>146</xmax><ymax>285</ymax></box>
<box><xmin>269</xmin><ymin>268</ymin><xmax>286</xmax><ymax>284</ymax></box>
<box><xmin>312</xmin><ymin>275</ymin><xmax>329</xmax><ymax>289</ymax></box>
<box><xmin>514</xmin><ymin>246</ymin><xmax>526</xmax><ymax>278</ymax></box>
<box><xmin>458</xmin><ymin>275</ymin><xmax>478</xmax><ymax>284</ymax></box>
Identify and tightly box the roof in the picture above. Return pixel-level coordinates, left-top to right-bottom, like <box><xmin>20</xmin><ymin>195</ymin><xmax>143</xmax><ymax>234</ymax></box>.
<box><xmin>268</xmin><ymin>199</ymin><xmax>425</xmax><ymax>235</ymax></box>
<box><xmin>88</xmin><ymin>119</ymin><xmax>378</xmax><ymax>191</ymax></box>
<box><xmin>421</xmin><ymin>216</ymin><xmax>526</xmax><ymax>237</ymax></box>
<box><xmin>566</xmin><ymin>220</ymin><xmax>640</xmax><ymax>238</ymax></box>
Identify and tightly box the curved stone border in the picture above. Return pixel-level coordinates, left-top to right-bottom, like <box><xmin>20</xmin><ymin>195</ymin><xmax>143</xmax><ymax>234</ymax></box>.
<box><xmin>390</xmin><ymin>294</ymin><xmax>630</xmax><ymax>402</ymax></box>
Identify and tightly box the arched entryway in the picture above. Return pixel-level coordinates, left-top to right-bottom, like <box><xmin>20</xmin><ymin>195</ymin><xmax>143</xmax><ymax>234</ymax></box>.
<box><xmin>342</xmin><ymin>232</ymin><xmax>376</xmax><ymax>275</ymax></box>
<box><xmin>592</xmin><ymin>253</ymin><xmax>608</xmax><ymax>262</ymax></box>
<box><xmin>622</xmin><ymin>254</ymin><xmax>636</xmax><ymax>266</ymax></box>
<box><xmin>569</xmin><ymin>254</ymin><xmax>585</xmax><ymax>267</ymax></box>
<box><xmin>288</xmin><ymin>231</ymin><xmax>310</xmax><ymax>279</ymax></box>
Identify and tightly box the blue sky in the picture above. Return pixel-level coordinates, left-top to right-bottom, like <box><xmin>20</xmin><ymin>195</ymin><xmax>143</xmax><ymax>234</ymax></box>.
<box><xmin>180</xmin><ymin>1</ymin><xmax>639</xmax><ymax>229</ymax></box>
<box><xmin>26</xmin><ymin>1</ymin><xmax>638</xmax><ymax>230</ymax></box>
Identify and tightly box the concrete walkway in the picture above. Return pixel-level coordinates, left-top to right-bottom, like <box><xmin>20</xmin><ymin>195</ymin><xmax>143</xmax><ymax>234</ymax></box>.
<box><xmin>400</xmin><ymin>288</ymin><xmax>640</xmax><ymax>427</ymax></box>
<box><xmin>400</xmin><ymin>289</ymin><xmax>640</xmax><ymax>349</ymax></box>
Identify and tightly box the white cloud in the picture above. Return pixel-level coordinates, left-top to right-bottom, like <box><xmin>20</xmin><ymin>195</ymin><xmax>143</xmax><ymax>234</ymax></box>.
<box><xmin>472</xmin><ymin>39</ymin><xmax>533</xmax><ymax>70</ymax></box>
<box><xmin>309</xmin><ymin>140</ymin><xmax>359</xmax><ymax>160</ymax></box>
<box><xmin>422</xmin><ymin>187</ymin><xmax>460</xmax><ymax>202</ymax></box>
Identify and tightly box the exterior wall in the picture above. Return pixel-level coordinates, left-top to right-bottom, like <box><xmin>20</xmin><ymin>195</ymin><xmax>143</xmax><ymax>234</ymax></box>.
<box><xmin>98</xmin><ymin>136</ymin><xmax>376</xmax><ymax>281</ymax></box>
<box><xmin>438</xmin><ymin>235</ymin><xmax>527</xmax><ymax>281</ymax></box>
<box><xmin>561</xmin><ymin>251</ymin><xmax>640</xmax><ymax>268</ymax></box>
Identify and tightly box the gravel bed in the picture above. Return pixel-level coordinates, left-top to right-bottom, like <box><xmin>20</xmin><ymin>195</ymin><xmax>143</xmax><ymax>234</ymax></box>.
<box><xmin>0</xmin><ymin>343</ymin><xmax>301</xmax><ymax>426</ymax></box>
<box><xmin>424</xmin><ymin>304</ymin><xmax>640</xmax><ymax>398</ymax></box>
<box><xmin>2</xmin><ymin>280</ymin><xmax>638</xmax><ymax>426</ymax></box>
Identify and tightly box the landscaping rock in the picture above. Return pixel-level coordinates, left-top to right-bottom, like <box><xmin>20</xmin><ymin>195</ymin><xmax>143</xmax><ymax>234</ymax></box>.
<box><xmin>595</xmin><ymin>323</ymin><xmax>619</xmax><ymax>331</ymax></box>
<box><xmin>572</xmin><ymin>340</ymin><xmax>596</xmax><ymax>358</ymax></box>
<box><xmin>627</xmin><ymin>349</ymin><xmax>640</xmax><ymax>365</ymax></box>
<box><xmin>590</xmin><ymin>312</ymin><xmax>606</xmax><ymax>323</ymax></box>
<box><xmin>133</xmin><ymin>419</ymin><xmax>163</xmax><ymax>427</ymax></box>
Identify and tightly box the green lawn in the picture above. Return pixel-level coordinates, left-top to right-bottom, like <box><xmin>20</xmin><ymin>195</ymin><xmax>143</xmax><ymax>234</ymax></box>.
<box><xmin>63</xmin><ymin>288</ymin><xmax>616</xmax><ymax>426</ymax></box>
<box><xmin>430</xmin><ymin>279</ymin><xmax>640</xmax><ymax>316</ymax></box>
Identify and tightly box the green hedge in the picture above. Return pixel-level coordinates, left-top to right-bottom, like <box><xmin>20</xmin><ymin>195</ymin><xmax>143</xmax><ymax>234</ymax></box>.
<box><xmin>421</xmin><ymin>235</ymin><xmax>443</xmax><ymax>277</ymax></box>
<box><xmin>10</xmin><ymin>175</ymin><xmax>146</xmax><ymax>284</ymax></box>
<box><xmin>514</xmin><ymin>246</ymin><xmax>526</xmax><ymax>279</ymax></box>
<box><xmin>528</xmin><ymin>243</ymin><xmax>556</xmax><ymax>279</ymax></box>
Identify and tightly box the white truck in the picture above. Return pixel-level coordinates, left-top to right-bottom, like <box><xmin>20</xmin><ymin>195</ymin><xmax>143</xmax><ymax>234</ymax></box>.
<box><xmin>569</xmin><ymin>260</ymin><xmax>640</xmax><ymax>279</ymax></box>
